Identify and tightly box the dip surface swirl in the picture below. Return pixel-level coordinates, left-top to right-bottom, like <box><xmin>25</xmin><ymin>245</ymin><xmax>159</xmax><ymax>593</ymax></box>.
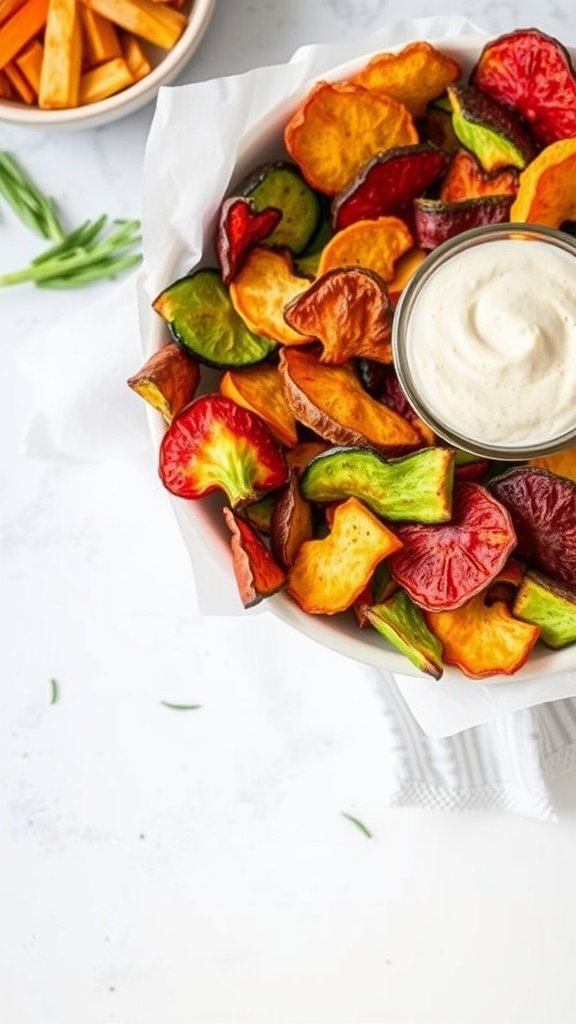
<box><xmin>406</xmin><ymin>239</ymin><xmax>576</xmax><ymax>445</ymax></box>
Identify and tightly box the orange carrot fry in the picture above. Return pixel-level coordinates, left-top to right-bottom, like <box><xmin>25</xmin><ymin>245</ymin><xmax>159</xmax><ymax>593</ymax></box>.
<box><xmin>121</xmin><ymin>31</ymin><xmax>151</xmax><ymax>81</ymax></box>
<box><xmin>15</xmin><ymin>38</ymin><xmax>43</xmax><ymax>92</ymax></box>
<box><xmin>0</xmin><ymin>0</ymin><xmax>26</xmax><ymax>24</ymax></box>
<box><xmin>0</xmin><ymin>0</ymin><xmax>49</xmax><ymax>71</ymax></box>
<box><xmin>4</xmin><ymin>58</ymin><xmax>36</xmax><ymax>101</ymax></box>
<box><xmin>0</xmin><ymin>67</ymin><xmax>14</xmax><ymax>96</ymax></box>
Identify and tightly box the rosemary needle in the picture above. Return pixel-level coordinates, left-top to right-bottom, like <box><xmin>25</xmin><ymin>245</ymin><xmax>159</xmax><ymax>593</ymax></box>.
<box><xmin>49</xmin><ymin>678</ymin><xmax>59</xmax><ymax>705</ymax></box>
<box><xmin>160</xmin><ymin>702</ymin><xmax>202</xmax><ymax>711</ymax></box>
<box><xmin>0</xmin><ymin>216</ymin><xmax>142</xmax><ymax>289</ymax></box>
<box><xmin>0</xmin><ymin>152</ymin><xmax>65</xmax><ymax>243</ymax></box>
<box><xmin>0</xmin><ymin>153</ymin><xmax>142</xmax><ymax>289</ymax></box>
<box><xmin>340</xmin><ymin>811</ymin><xmax>373</xmax><ymax>838</ymax></box>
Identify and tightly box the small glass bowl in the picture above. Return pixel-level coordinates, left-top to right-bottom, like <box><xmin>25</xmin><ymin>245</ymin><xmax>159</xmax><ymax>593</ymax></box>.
<box><xmin>392</xmin><ymin>222</ymin><xmax>576</xmax><ymax>461</ymax></box>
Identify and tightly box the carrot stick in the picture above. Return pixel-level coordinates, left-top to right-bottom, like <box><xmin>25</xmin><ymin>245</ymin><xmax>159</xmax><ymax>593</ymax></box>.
<box><xmin>80</xmin><ymin>0</ymin><xmax>186</xmax><ymax>49</ymax></box>
<box><xmin>15</xmin><ymin>38</ymin><xmax>43</xmax><ymax>92</ymax></box>
<box><xmin>0</xmin><ymin>0</ymin><xmax>49</xmax><ymax>71</ymax></box>
<box><xmin>4</xmin><ymin>58</ymin><xmax>36</xmax><ymax>101</ymax></box>
<box><xmin>39</xmin><ymin>0</ymin><xmax>82</xmax><ymax>109</ymax></box>
<box><xmin>78</xmin><ymin>56</ymin><xmax>133</xmax><ymax>104</ymax></box>
<box><xmin>80</xmin><ymin>6</ymin><xmax>121</xmax><ymax>67</ymax></box>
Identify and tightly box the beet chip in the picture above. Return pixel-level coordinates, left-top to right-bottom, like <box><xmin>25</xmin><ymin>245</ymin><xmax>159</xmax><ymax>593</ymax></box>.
<box><xmin>489</xmin><ymin>467</ymin><xmax>576</xmax><ymax>591</ymax></box>
<box><xmin>215</xmin><ymin>197</ymin><xmax>282</xmax><ymax>284</ymax></box>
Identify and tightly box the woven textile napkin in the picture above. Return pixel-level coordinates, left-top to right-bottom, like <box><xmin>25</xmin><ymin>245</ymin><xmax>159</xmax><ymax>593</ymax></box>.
<box><xmin>377</xmin><ymin>672</ymin><xmax>576</xmax><ymax>821</ymax></box>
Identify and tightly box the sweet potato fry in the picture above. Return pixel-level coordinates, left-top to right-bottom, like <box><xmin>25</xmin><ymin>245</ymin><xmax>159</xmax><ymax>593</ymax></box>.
<box><xmin>121</xmin><ymin>31</ymin><xmax>151</xmax><ymax>81</ymax></box>
<box><xmin>38</xmin><ymin>0</ymin><xmax>82</xmax><ymax>109</ymax></box>
<box><xmin>80</xmin><ymin>5</ymin><xmax>121</xmax><ymax>67</ymax></box>
<box><xmin>81</xmin><ymin>0</ymin><xmax>186</xmax><ymax>49</ymax></box>
<box><xmin>317</xmin><ymin>216</ymin><xmax>412</xmax><ymax>281</ymax></box>
<box><xmin>284</xmin><ymin>80</ymin><xmax>417</xmax><ymax>195</ymax></box>
<box><xmin>352</xmin><ymin>41</ymin><xmax>461</xmax><ymax>119</ymax></box>
<box><xmin>78</xmin><ymin>56</ymin><xmax>133</xmax><ymax>104</ymax></box>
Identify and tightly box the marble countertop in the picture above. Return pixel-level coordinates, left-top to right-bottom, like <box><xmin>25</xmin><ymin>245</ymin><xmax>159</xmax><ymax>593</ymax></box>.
<box><xmin>2</xmin><ymin>3</ymin><xmax>576</xmax><ymax>1022</ymax></box>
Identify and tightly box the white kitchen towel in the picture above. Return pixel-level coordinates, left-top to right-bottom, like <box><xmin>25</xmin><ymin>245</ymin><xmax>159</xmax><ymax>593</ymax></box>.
<box><xmin>378</xmin><ymin>672</ymin><xmax>576</xmax><ymax>821</ymax></box>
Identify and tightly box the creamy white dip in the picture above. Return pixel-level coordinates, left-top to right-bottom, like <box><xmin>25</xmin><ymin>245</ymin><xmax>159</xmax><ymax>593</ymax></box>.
<box><xmin>405</xmin><ymin>239</ymin><xmax>576</xmax><ymax>445</ymax></box>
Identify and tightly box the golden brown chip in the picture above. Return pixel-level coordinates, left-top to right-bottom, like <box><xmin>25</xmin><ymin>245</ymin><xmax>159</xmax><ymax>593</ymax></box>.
<box><xmin>284</xmin><ymin>266</ymin><xmax>393</xmax><ymax>364</ymax></box>
<box><xmin>220</xmin><ymin>364</ymin><xmax>299</xmax><ymax>448</ymax></box>
<box><xmin>352</xmin><ymin>41</ymin><xmax>461</xmax><ymax>119</ymax></box>
<box><xmin>317</xmin><ymin>216</ymin><xmax>413</xmax><ymax>280</ymax></box>
<box><xmin>287</xmin><ymin>496</ymin><xmax>402</xmax><ymax>614</ymax></box>
<box><xmin>127</xmin><ymin>344</ymin><xmax>200</xmax><ymax>423</ymax></box>
<box><xmin>284</xmin><ymin>80</ymin><xmax>417</xmax><ymax>195</ymax></box>
<box><xmin>229</xmin><ymin>247</ymin><xmax>312</xmax><ymax>345</ymax></box>
<box><xmin>511</xmin><ymin>138</ymin><xmax>576</xmax><ymax>226</ymax></box>
<box><xmin>440</xmin><ymin>149</ymin><xmax>519</xmax><ymax>202</ymax></box>
<box><xmin>426</xmin><ymin>595</ymin><xmax>540</xmax><ymax>678</ymax></box>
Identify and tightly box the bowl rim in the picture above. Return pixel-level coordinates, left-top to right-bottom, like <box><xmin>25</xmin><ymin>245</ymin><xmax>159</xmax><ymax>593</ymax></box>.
<box><xmin>142</xmin><ymin>30</ymin><xmax>576</xmax><ymax>683</ymax></box>
<box><xmin>0</xmin><ymin>0</ymin><xmax>217</xmax><ymax>129</ymax></box>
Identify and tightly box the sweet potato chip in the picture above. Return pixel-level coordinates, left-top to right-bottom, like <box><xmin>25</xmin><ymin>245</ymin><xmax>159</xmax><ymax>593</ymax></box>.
<box><xmin>127</xmin><ymin>343</ymin><xmax>200</xmax><ymax>423</ymax></box>
<box><xmin>426</xmin><ymin>594</ymin><xmax>540</xmax><ymax>678</ymax></box>
<box><xmin>223</xmin><ymin>506</ymin><xmax>286</xmax><ymax>608</ymax></box>
<box><xmin>287</xmin><ymin>496</ymin><xmax>402</xmax><ymax>614</ymax></box>
<box><xmin>219</xmin><ymin>364</ymin><xmax>299</xmax><ymax>448</ymax></box>
<box><xmin>529</xmin><ymin>445</ymin><xmax>576</xmax><ymax>483</ymax></box>
<box><xmin>284</xmin><ymin>80</ymin><xmax>417</xmax><ymax>196</ymax></box>
<box><xmin>352</xmin><ymin>41</ymin><xmax>461</xmax><ymax>119</ymax></box>
<box><xmin>439</xmin><ymin>149</ymin><xmax>519</xmax><ymax>202</ymax></box>
<box><xmin>283</xmin><ymin>266</ymin><xmax>393</xmax><ymax>364</ymax></box>
<box><xmin>278</xmin><ymin>347</ymin><xmax>421</xmax><ymax>453</ymax></box>
<box><xmin>316</xmin><ymin>215</ymin><xmax>413</xmax><ymax>281</ymax></box>
<box><xmin>229</xmin><ymin>246</ymin><xmax>312</xmax><ymax>345</ymax></box>
<box><xmin>387</xmin><ymin>246</ymin><xmax>427</xmax><ymax>304</ymax></box>
<box><xmin>510</xmin><ymin>138</ymin><xmax>576</xmax><ymax>227</ymax></box>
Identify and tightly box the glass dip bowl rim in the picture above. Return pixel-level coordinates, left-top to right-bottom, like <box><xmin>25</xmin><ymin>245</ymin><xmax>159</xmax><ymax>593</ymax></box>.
<box><xmin>392</xmin><ymin>221</ymin><xmax>576</xmax><ymax>461</ymax></box>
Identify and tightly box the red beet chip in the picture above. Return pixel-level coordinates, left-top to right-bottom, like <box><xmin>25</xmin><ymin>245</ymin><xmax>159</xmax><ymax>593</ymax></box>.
<box><xmin>331</xmin><ymin>143</ymin><xmax>448</xmax><ymax>231</ymax></box>
<box><xmin>389</xmin><ymin>482</ymin><xmax>516</xmax><ymax>611</ymax></box>
<box><xmin>223</xmin><ymin>507</ymin><xmax>286</xmax><ymax>607</ymax></box>
<box><xmin>414</xmin><ymin>195</ymin><xmax>513</xmax><ymax>249</ymax></box>
<box><xmin>489</xmin><ymin>467</ymin><xmax>576</xmax><ymax>590</ymax></box>
<box><xmin>159</xmin><ymin>394</ymin><xmax>288</xmax><ymax>508</ymax></box>
<box><xmin>215</xmin><ymin>197</ymin><xmax>282</xmax><ymax>284</ymax></box>
<box><xmin>471</xmin><ymin>28</ymin><xmax>576</xmax><ymax>147</ymax></box>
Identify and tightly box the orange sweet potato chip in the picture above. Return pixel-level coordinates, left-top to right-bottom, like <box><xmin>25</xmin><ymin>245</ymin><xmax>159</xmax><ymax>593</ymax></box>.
<box><xmin>219</xmin><ymin>364</ymin><xmax>299</xmax><ymax>448</ymax></box>
<box><xmin>283</xmin><ymin>266</ymin><xmax>393</xmax><ymax>364</ymax></box>
<box><xmin>278</xmin><ymin>347</ymin><xmax>421</xmax><ymax>452</ymax></box>
<box><xmin>317</xmin><ymin>215</ymin><xmax>413</xmax><ymax>281</ymax></box>
<box><xmin>287</xmin><ymin>496</ymin><xmax>402</xmax><ymax>614</ymax></box>
<box><xmin>284</xmin><ymin>80</ymin><xmax>417</xmax><ymax>195</ymax></box>
<box><xmin>352</xmin><ymin>41</ymin><xmax>461</xmax><ymax>119</ymax></box>
<box><xmin>511</xmin><ymin>137</ymin><xmax>576</xmax><ymax>226</ymax></box>
<box><xmin>426</xmin><ymin>594</ymin><xmax>540</xmax><ymax>678</ymax></box>
<box><xmin>270</xmin><ymin>468</ymin><xmax>314</xmax><ymax>568</ymax></box>
<box><xmin>440</xmin><ymin>148</ymin><xmax>519</xmax><ymax>202</ymax></box>
<box><xmin>229</xmin><ymin>246</ymin><xmax>312</xmax><ymax>345</ymax></box>
<box><xmin>127</xmin><ymin>344</ymin><xmax>200</xmax><ymax>423</ymax></box>
<box><xmin>529</xmin><ymin>445</ymin><xmax>576</xmax><ymax>483</ymax></box>
<box><xmin>387</xmin><ymin>246</ymin><xmax>427</xmax><ymax>304</ymax></box>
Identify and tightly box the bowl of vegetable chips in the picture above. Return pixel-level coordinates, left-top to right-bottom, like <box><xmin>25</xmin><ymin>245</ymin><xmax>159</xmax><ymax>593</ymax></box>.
<box><xmin>0</xmin><ymin>0</ymin><xmax>216</xmax><ymax>129</ymax></box>
<box><xmin>132</xmin><ymin>28</ymin><xmax>576</xmax><ymax>683</ymax></box>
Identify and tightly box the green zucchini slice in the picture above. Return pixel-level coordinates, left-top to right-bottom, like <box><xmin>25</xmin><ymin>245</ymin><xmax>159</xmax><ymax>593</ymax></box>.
<box><xmin>241</xmin><ymin>162</ymin><xmax>321</xmax><ymax>254</ymax></box>
<box><xmin>152</xmin><ymin>269</ymin><xmax>276</xmax><ymax>368</ymax></box>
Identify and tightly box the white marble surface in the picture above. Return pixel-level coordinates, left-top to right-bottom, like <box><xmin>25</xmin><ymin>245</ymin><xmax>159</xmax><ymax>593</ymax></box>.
<box><xmin>2</xmin><ymin>3</ymin><xmax>576</xmax><ymax>1022</ymax></box>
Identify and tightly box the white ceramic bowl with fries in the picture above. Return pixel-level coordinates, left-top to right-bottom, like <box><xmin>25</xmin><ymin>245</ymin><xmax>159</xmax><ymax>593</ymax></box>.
<box><xmin>140</xmin><ymin>28</ymin><xmax>576</xmax><ymax>684</ymax></box>
<box><xmin>0</xmin><ymin>0</ymin><xmax>216</xmax><ymax>129</ymax></box>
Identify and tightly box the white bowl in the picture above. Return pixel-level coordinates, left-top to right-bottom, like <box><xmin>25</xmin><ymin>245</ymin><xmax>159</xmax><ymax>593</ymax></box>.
<box><xmin>0</xmin><ymin>0</ymin><xmax>216</xmax><ymax>130</ymax></box>
<box><xmin>144</xmin><ymin>31</ymin><xmax>576</xmax><ymax>683</ymax></box>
